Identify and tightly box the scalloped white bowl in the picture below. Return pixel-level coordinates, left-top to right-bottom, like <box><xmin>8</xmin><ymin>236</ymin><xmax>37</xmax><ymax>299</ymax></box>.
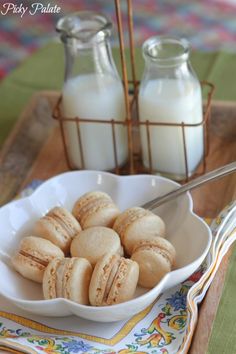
<box><xmin>0</xmin><ymin>171</ymin><xmax>212</xmax><ymax>322</ymax></box>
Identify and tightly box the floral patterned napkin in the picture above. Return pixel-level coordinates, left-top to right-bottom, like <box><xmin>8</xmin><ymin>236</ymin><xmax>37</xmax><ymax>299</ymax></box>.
<box><xmin>0</xmin><ymin>183</ymin><xmax>236</xmax><ymax>354</ymax></box>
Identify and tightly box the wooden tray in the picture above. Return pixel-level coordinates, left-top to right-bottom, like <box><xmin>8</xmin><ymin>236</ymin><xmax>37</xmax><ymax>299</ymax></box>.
<box><xmin>0</xmin><ymin>91</ymin><xmax>236</xmax><ymax>353</ymax></box>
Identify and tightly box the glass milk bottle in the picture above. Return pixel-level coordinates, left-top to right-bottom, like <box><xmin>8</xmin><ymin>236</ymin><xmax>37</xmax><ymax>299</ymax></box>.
<box><xmin>139</xmin><ymin>36</ymin><xmax>203</xmax><ymax>180</ymax></box>
<box><xmin>56</xmin><ymin>12</ymin><xmax>127</xmax><ymax>170</ymax></box>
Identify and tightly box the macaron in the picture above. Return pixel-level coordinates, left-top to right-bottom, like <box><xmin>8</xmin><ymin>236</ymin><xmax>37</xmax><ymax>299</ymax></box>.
<box><xmin>131</xmin><ymin>237</ymin><xmax>176</xmax><ymax>288</ymax></box>
<box><xmin>70</xmin><ymin>226</ymin><xmax>122</xmax><ymax>266</ymax></box>
<box><xmin>72</xmin><ymin>191</ymin><xmax>120</xmax><ymax>229</ymax></box>
<box><xmin>11</xmin><ymin>236</ymin><xmax>64</xmax><ymax>283</ymax></box>
<box><xmin>89</xmin><ymin>253</ymin><xmax>139</xmax><ymax>306</ymax></box>
<box><xmin>34</xmin><ymin>207</ymin><xmax>82</xmax><ymax>254</ymax></box>
<box><xmin>113</xmin><ymin>207</ymin><xmax>166</xmax><ymax>255</ymax></box>
<box><xmin>43</xmin><ymin>257</ymin><xmax>92</xmax><ymax>305</ymax></box>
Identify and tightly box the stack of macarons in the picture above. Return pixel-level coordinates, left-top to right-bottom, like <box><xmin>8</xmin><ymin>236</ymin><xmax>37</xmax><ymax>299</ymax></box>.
<box><xmin>112</xmin><ymin>206</ymin><xmax>176</xmax><ymax>288</ymax></box>
<box><xmin>11</xmin><ymin>190</ymin><xmax>176</xmax><ymax>307</ymax></box>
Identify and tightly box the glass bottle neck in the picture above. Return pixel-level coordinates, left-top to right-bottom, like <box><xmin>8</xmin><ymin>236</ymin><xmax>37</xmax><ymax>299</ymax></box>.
<box><xmin>143</xmin><ymin>36</ymin><xmax>190</xmax><ymax>66</ymax></box>
<box><xmin>141</xmin><ymin>37</ymin><xmax>197</xmax><ymax>81</ymax></box>
<box><xmin>63</xmin><ymin>37</ymin><xmax>118</xmax><ymax>82</ymax></box>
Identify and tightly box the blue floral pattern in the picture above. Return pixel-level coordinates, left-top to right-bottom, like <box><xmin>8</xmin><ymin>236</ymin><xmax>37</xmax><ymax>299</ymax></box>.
<box><xmin>166</xmin><ymin>290</ymin><xmax>187</xmax><ymax>311</ymax></box>
<box><xmin>61</xmin><ymin>339</ymin><xmax>93</xmax><ymax>352</ymax></box>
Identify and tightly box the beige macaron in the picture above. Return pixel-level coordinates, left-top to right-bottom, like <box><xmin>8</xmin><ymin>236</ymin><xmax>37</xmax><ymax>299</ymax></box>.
<box><xmin>70</xmin><ymin>226</ymin><xmax>122</xmax><ymax>266</ymax></box>
<box><xmin>43</xmin><ymin>257</ymin><xmax>92</xmax><ymax>305</ymax></box>
<box><xmin>34</xmin><ymin>207</ymin><xmax>82</xmax><ymax>254</ymax></box>
<box><xmin>113</xmin><ymin>207</ymin><xmax>166</xmax><ymax>255</ymax></box>
<box><xmin>72</xmin><ymin>191</ymin><xmax>120</xmax><ymax>229</ymax></box>
<box><xmin>11</xmin><ymin>236</ymin><xmax>64</xmax><ymax>283</ymax></box>
<box><xmin>89</xmin><ymin>253</ymin><xmax>139</xmax><ymax>306</ymax></box>
<box><xmin>131</xmin><ymin>237</ymin><xmax>176</xmax><ymax>288</ymax></box>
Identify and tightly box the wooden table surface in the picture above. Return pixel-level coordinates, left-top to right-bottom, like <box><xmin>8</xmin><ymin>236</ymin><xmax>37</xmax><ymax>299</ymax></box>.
<box><xmin>0</xmin><ymin>91</ymin><xmax>236</xmax><ymax>353</ymax></box>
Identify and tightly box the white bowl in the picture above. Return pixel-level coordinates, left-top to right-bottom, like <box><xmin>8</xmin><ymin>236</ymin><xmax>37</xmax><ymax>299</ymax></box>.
<box><xmin>0</xmin><ymin>171</ymin><xmax>212</xmax><ymax>322</ymax></box>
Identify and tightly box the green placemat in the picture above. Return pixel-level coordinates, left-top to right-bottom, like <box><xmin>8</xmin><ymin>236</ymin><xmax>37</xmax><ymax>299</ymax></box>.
<box><xmin>207</xmin><ymin>249</ymin><xmax>236</xmax><ymax>354</ymax></box>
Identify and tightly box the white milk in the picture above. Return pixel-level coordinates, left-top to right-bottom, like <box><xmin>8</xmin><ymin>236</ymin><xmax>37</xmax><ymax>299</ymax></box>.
<box><xmin>62</xmin><ymin>74</ymin><xmax>127</xmax><ymax>170</ymax></box>
<box><xmin>139</xmin><ymin>78</ymin><xmax>203</xmax><ymax>178</ymax></box>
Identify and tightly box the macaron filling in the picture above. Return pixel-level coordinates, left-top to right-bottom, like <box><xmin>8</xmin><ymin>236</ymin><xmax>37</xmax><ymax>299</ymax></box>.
<box><xmin>133</xmin><ymin>245</ymin><xmax>173</xmax><ymax>265</ymax></box>
<box><xmin>49</xmin><ymin>258</ymin><xmax>77</xmax><ymax>299</ymax></box>
<box><xmin>73</xmin><ymin>192</ymin><xmax>112</xmax><ymax>214</ymax></box>
<box><xmin>79</xmin><ymin>199</ymin><xmax>116</xmax><ymax>226</ymax></box>
<box><xmin>49</xmin><ymin>213</ymin><xmax>77</xmax><ymax>238</ymax></box>
<box><xmin>19</xmin><ymin>250</ymin><xmax>48</xmax><ymax>267</ymax></box>
<box><xmin>55</xmin><ymin>259</ymin><xmax>66</xmax><ymax>297</ymax></box>
<box><xmin>106</xmin><ymin>260</ymin><xmax>126</xmax><ymax>305</ymax></box>
<box><xmin>63</xmin><ymin>258</ymin><xmax>77</xmax><ymax>299</ymax></box>
<box><xmin>114</xmin><ymin>208</ymin><xmax>151</xmax><ymax>241</ymax></box>
<box><xmin>44</xmin><ymin>258</ymin><xmax>62</xmax><ymax>299</ymax></box>
<box><xmin>102</xmin><ymin>257</ymin><xmax>121</xmax><ymax>303</ymax></box>
<box><xmin>43</xmin><ymin>216</ymin><xmax>71</xmax><ymax>241</ymax></box>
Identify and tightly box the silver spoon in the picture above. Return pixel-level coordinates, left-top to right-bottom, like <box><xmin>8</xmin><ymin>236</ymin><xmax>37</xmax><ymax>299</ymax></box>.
<box><xmin>142</xmin><ymin>161</ymin><xmax>236</xmax><ymax>210</ymax></box>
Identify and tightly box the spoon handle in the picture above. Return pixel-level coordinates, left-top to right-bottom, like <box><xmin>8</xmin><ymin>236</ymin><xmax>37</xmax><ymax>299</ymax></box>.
<box><xmin>142</xmin><ymin>161</ymin><xmax>236</xmax><ymax>210</ymax></box>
